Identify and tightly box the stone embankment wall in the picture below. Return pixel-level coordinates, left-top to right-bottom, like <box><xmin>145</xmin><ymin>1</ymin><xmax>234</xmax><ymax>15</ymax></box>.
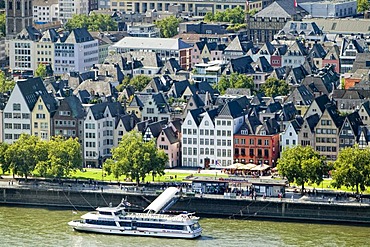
<box><xmin>1</xmin><ymin>187</ymin><xmax>370</xmax><ymax>225</ymax></box>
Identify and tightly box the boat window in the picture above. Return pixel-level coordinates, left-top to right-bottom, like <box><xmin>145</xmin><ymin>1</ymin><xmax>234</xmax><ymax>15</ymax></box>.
<box><xmin>119</xmin><ymin>221</ymin><xmax>131</xmax><ymax>227</ymax></box>
<box><xmin>190</xmin><ymin>223</ymin><xmax>200</xmax><ymax>230</ymax></box>
<box><xmin>99</xmin><ymin>211</ymin><xmax>113</xmax><ymax>216</ymax></box>
<box><xmin>85</xmin><ymin>219</ymin><xmax>116</xmax><ymax>226</ymax></box>
<box><xmin>135</xmin><ymin>222</ymin><xmax>185</xmax><ymax>231</ymax></box>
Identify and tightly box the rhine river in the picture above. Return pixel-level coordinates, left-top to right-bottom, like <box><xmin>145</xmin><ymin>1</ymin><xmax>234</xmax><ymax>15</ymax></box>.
<box><xmin>0</xmin><ymin>206</ymin><xmax>369</xmax><ymax>247</ymax></box>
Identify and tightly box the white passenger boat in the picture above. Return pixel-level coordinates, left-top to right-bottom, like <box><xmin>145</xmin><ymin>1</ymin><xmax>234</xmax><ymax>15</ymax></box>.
<box><xmin>68</xmin><ymin>187</ymin><xmax>202</xmax><ymax>239</ymax></box>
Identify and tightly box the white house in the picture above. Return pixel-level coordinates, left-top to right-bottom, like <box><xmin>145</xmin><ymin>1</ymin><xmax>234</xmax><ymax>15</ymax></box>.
<box><xmin>33</xmin><ymin>0</ymin><xmax>60</xmax><ymax>24</ymax></box>
<box><xmin>59</xmin><ymin>0</ymin><xmax>88</xmax><ymax>24</ymax></box>
<box><xmin>84</xmin><ymin>102</ymin><xmax>124</xmax><ymax>167</ymax></box>
<box><xmin>280</xmin><ymin>120</ymin><xmax>300</xmax><ymax>151</ymax></box>
<box><xmin>3</xmin><ymin>77</ymin><xmax>48</xmax><ymax>143</ymax></box>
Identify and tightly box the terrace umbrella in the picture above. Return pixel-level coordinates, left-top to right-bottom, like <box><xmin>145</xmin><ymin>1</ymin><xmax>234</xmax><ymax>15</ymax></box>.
<box><xmin>251</xmin><ymin>164</ymin><xmax>270</xmax><ymax>171</ymax></box>
<box><xmin>242</xmin><ymin>163</ymin><xmax>257</xmax><ymax>170</ymax></box>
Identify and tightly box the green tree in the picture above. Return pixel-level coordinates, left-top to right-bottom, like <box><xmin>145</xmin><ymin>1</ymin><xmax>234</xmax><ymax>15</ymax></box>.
<box><xmin>332</xmin><ymin>145</ymin><xmax>370</xmax><ymax>194</ymax></box>
<box><xmin>225</xmin><ymin>7</ymin><xmax>245</xmax><ymax>24</ymax></box>
<box><xmin>0</xmin><ymin>13</ymin><xmax>5</xmax><ymax>36</ymax></box>
<box><xmin>277</xmin><ymin>146</ymin><xmax>327</xmax><ymax>194</ymax></box>
<box><xmin>104</xmin><ymin>131</ymin><xmax>167</xmax><ymax>185</ymax></box>
<box><xmin>0</xmin><ymin>71</ymin><xmax>15</xmax><ymax>93</ymax></box>
<box><xmin>204</xmin><ymin>12</ymin><xmax>214</xmax><ymax>22</ymax></box>
<box><xmin>35</xmin><ymin>63</ymin><xmax>47</xmax><ymax>78</ymax></box>
<box><xmin>0</xmin><ymin>142</ymin><xmax>10</xmax><ymax>175</ymax></box>
<box><xmin>155</xmin><ymin>16</ymin><xmax>180</xmax><ymax>38</ymax></box>
<box><xmin>5</xmin><ymin>134</ymin><xmax>41</xmax><ymax>180</ymax></box>
<box><xmin>217</xmin><ymin>73</ymin><xmax>254</xmax><ymax>94</ymax></box>
<box><xmin>358</xmin><ymin>0</ymin><xmax>370</xmax><ymax>12</ymax></box>
<box><xmin>38</xmin><ymin>136</ymin><xmax>83</xmax><ymax>179</ymax></box>
<box><xmin>261</xmin><ymin>77</ymin><xmax>290</xmax><ymax>97</ymax></box>
<box><xmin>65</xmin><ymin>14</ymin><xmax>117</xmax><ymax>32</ymax></box>
<box><xmin>123</xmin><ymin>75</ymin><xmax>151</xmax><ymax>92</ymax></box>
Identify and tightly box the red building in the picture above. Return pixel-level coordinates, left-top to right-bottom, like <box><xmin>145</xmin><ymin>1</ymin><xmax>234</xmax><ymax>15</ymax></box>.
<box><xmin>234</xmin><ymin>133</ymin><xmax>280</xmax><ymax>167</ymax></box>
<box><xmin>270</xmin><ymin>55</ymin><xmax>282</xmax><ymax>68</ymax></box>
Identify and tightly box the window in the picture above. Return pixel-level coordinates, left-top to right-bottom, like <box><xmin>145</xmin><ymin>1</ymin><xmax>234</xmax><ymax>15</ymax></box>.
<box><xmin>38</xmin><ymin>105</ymin><xmax>43</xmax><ymax>110</ymax></box>
<box><xmin>147</xmin><ymin>108</ymin><xmax>154</xmax><ymax>114</ymax></box>
<box><xmin>264</xmin><ymin>140</ymin><xmax>269</xmax><ymax>146</ymax></box>
<box><xmin>13</xmin><ymin>103</ymin><xmax>21</xmax><ymax>111</ymax></box>
<box><xmin>187</xmin><ymin>120</ymin><xmax>192</xmax><ymax>125</ymax></box>
<box><xmin>14</xmin><ymin>124</ymin><xmax>21</xmax><ymax>129</ymax></box>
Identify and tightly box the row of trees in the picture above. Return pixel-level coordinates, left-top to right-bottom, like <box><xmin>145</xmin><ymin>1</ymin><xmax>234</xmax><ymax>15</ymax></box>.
<box><xmin>65</xmin><ymin>13</ymin><xmax>117</xmax><ymax>32</ymax></box>
<box><xmin>155</xmin><ymin>16</ymin><xmax>181</xmax><ymax>38</ymax></box>
<box><xmin>0</xmin><ymin>134</ymin><xmax>82</xmax><ymax>180</ymax></box>
<box><xmin>204</xmin><ymin>7</ymin><xmax>245</xmax><ymax>24</ymax></box>
<box><xmin>104</xmin><ymin>131</ymin><xmax>167</xmax><ymax>185</ymax></box>
<box><xmin>217</xmin><ymin>73</ymin><xmax>289</xmax><ymax>97</ymax></box>
<box><xmin>278</xmin><ymin>145</ymin><xmax>370</xmax><ymax>194</ymax></box>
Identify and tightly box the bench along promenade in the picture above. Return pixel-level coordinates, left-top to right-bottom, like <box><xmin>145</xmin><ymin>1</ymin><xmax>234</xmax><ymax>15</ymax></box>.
<box><xmin>1</xmin><ymin>177</ymin><xmax>370</xmax><ymax>226</ymax></box>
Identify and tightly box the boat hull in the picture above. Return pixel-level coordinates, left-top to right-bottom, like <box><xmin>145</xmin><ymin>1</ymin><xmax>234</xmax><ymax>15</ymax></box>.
<box><xmin>68</xmin><ymin>221</ymin><xmax>202</xmax><ymax>239</ymax></box>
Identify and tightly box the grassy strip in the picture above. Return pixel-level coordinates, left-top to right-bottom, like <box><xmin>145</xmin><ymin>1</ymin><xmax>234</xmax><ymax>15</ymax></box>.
<box><xmin>70</xmin><ymin>168</ymin><xmax>228</xmax><ymax>183</ymax></box>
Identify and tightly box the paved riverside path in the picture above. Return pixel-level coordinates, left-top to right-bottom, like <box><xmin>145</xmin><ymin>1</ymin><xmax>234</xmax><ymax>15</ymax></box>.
<box><xmin>0</xmin><ymin>175</ymin><xmax>369</xmax><ymax>207</ymax></box>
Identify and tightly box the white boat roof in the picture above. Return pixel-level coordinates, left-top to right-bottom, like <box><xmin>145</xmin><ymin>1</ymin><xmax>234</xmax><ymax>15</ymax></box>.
<box><xmin>145</xmin><ymin>187</ymin><xmax>179</xmax><ymax>214</ymax></box>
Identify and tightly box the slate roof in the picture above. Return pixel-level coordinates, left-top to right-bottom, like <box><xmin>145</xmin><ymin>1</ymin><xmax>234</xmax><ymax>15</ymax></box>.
<box><xmin>252</xmin><ymin>56</ymin><xmax>273</xmax><ymax>73</ymax></box>
<box><xmin>218</xmin><ymin>100</ymin><xmax>245</xmax><ymax>118</ymax></box>
<box><xmin>324</xmin><ymin>45</ymin><xmax>340</xmax><ymax>60</ymax></box>
<box><xmin>325</xmin><ymin>103</ymin><xmax>344</xmax><ymax>128</ymax></box>
<box><xmin>17</xmin><ymin>77</ymin><xmax>48</xmax><ymax>111</ymax></box>
<box><xmin>76</xmin><ymin>90</ymin><xmax>91</xmax><ymax>104</ymax></box>
<box><xmin>73</xmin><ymin>79</ymin><xmax>117</xmax><ymax>99</ymax></box>
<box><xmin>159</xmin><ymin>58</ymin><xmax>183</xmax><ymax>75</ymax></box>
<box><xmin>146</xmin><ymin>121</ymin><xmax>167</xmax><ymax>139</ymax></box>
<box><xmin>168</xmin><ymin>80</ymin><xmax>191</xmax><ymax>98</ymax></box>
<box><xmin>286</xmin><ymin>85</ymin><xmax>314</xmax><ymax>105</ymax></box>
<box><xmin>224</xmin><ymin>56</ymin><xmax>255</xmax><ymax>74</ymax></box>
<box><xmin>305</xmin><ymin>113</ymin><xmax>320</xmax><ymax>132</ymax></box>
<box><xmin>60</xmin><ymin>95</ymin><xmax>85</xmax><ymax>119</ymax></box>
<box><xmin>309</xmin><ymin>43</ymin><xmax>327</xmax><ymax>59</ymax></box>
<box><xmin>17</xmin><ymin>26</ymin><xmax>42</xmax><ymax>41</ymax></box>
<box><xmin>314</xmin><ymin>94</ymin><xmax>331</xmax><ymax>113</ymax></box>
<box><xmin>90</xmin><ymin>102</ymin><xmax>125</xmax><ymax>120</ymax></box>
<box><xmin>310</xmin><ymin>18</ymin><xmax>370</xmax><ymax>34</ymax></box>
<box><xmin>60</xmin><ymin>28</ymin><xmax>94</xmax><ymax>43</ymax></box>
<box><xmin>344</xmin><ymin>111</ymin><xmax>363</xmax><ymax>137</ymax></box>
<box><xmin>280</xmin><ymin>102</ymin><xmax>297</xmax><ymax>121</ymax></box>
<box><xmin>244</xmin><ymin>115</ymin><xmax>262</xmax><ymax>135</ymax></box>
<box><xmin>189</xmin><ymin>108</ymin><xmax>206</xmax><ymax>126</ymax></box>
<box><xmin>163</xmin><ymin>126</ymin><xmax>179</xmax><ymax>144</ymax></box>
<box><xmin>115</xmin><ymin>113</ymin><xmax>139</xmax><ymax>131</ymax></box>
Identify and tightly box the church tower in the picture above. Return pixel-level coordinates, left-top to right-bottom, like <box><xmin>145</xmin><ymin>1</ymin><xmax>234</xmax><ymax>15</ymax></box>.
<box><xmin>6</xmin><ymin>0</ymin><xmax>33</xmax><ymax>37</ymax></box>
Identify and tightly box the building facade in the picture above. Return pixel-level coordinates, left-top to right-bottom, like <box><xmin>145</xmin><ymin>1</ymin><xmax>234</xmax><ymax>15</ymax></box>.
<box><xmin>6</xmin><ymin>0</ymin><xmax>33</xmax><ymax>37</ymax></box>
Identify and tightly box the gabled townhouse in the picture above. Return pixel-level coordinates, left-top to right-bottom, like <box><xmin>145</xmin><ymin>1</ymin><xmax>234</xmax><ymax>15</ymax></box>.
<box><xmin>181</xmin><ymin>92</ymin><xmax>213</xmax><ymax>120</ymax></box>
<box><xmin>251</xmin><ymin>56</ymin><xmax>274</xmax><ymax>90</ymax></box>
<box><xmin>143</xmin><ymin>120</ymin><xmax>167</xmax><ymax>142</ymax></box>
<box><xmin>308</xmin><ymin>43</ymin><xmax>327</xmax><ymax>70</ymax></box>
<box><xmin>234</xmin><ymin>116</ymin><xmax>280</xmax><ymax>166</ymax></box>
<box><xmin>197</xmin><ymin>108</ymin><xmax>219</xmax><ymax>168</ymax></box>
<box><xmin>280</xmin><ymin>118</ymin><xmax>303</xmax><ymax>151</ymax></box>
<box><xmin>126</xmin><ymin>93</ymin><xmax>171</xmax><ymax>122</ymax></box>
<box><xmin>3</xmin><ymin>77</ymin><xmax>48</xmax><ymax>143</ymax></box>
<box><xmin>358</xmin><ymin>101</ymin><xmax>370</xmax><ymax>127</ymax></box>
<box><xmin>191</xmin><ymin>40</ymin><xmax>225</xmax><ymax>67</ymax></box>
<box><xmin>31</xmin><ymin>94</ymin><xmax>58</xmax><ymax>141</ymax></box>
<box><xmin>157</xmin><ymin>125</ymin><xmax>181</xmax><ymax>168</ymax></box>
<box><xmin>284</xmin><ymin>85</ymin><xmax>314</xmax><ymax>116</ymax></box>
<box><xmin>270</xmin><ymin>45</ymin><xmax>288</xmax><ymax>68</ymax></box>
<box><xmin>113</xmin><ymin>114</ymin><xmax>139</xmax><ymax>146</ymax></box>
<box><xmin>304</xmin><ymin>94</ymin><xmax>331</xmax><ymax>119</ymax></box>
<box><xmin>53</xmin><ymin>95</ymin><xmax>85</xmax><ymax>140</ymax></box>
<box><xmin>214</xmin><ymin>100</ymin><xmax>246</xmax><ymax>167</ymax></box>
<box><xmin>223</xmin><ymin>36</ymin><xmax>251</xmax><ymax>61</ymax></box>
<box><xmin>54</xmin><ymin>28</ymin><xmax>99</xmax><ymax>75</ymax></box>
<box><xmin>182</xmin><ymin>108</ymin><xmax>205</xmax><ymax>167</ymax></box>
<box><xmin>249</xmin><ymin>41</ymin><xmax>275</xmax><ymax>64</ymax></box>
<box><xmin>339</xmin><ymin>38</ymin><xmax>365</xmax><ymax>73</ymax></box>
<box><xmin>84</xmin><ymin>102</ymin><xmax>125</xmax><ymax>167</ymax></box>
<box><xmin>298</xmin><ymin>113</ymin><xmax>320</xmax><ymax>147</ymax></box>
<box><xmin>282</xmin><ymin>40</ymin><xmax>308</xmax><ymax>68</ymax></box>
<box><xmin>314</xmin><ymin>103</ymin><xmax>343</xmax><ymax>161</ymax></box>
<box><xmin>357</xmin><ymin>126</ymin><xmax>370</xmax><ymax>149</ymax></box>
<box><xmin>339</xmin><ymin>112</ymin><xmax>363</xmax><ymax>150</ymax></box>
<box><xmin>322</xmin><ymin>44</ymin><xmax>340</xmax><ymax>74</ymax></box>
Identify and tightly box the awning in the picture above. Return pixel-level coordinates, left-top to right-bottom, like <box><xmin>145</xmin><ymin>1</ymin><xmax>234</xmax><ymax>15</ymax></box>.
<box><xmin>251</xmin><ymin>164</ymin><xmax>270</xmax><ymax>171</ymax></box>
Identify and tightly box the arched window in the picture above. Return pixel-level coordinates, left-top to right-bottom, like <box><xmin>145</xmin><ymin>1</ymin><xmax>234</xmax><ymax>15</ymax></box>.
<box><xmin>205</xmin><ymin>120</ymin><xmax>209</xmax><ymax>126</ymax></box>
<box><xmin>187</xmin><ymin>120</ymin><xmax>192</xmax><ymax>125</ymax></box>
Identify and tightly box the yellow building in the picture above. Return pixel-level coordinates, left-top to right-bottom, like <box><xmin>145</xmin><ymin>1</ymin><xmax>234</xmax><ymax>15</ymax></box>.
<box><xmin>31</xmin><ymin>94</ymin><xmax>58</xmax><ymax>141</ymax></box>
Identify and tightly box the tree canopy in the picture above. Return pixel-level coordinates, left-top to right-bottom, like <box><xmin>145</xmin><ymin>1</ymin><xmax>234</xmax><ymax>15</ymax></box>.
<box><xmin>204</xmin><ymin>7</ymin><xmax>245</xmax><ymax>24</ymax></box>
<box><xmin>35</xmin><ymin>63</ymin><xmax>47</xmax><ymax>78</ymax></box>
<box><xmin>261</xmin><ymin>77</ymin><xmax>290</xmax><ymax>97</ymax></box>
<box><xmin>0</xmin><ymin>13</ymin><xmax>5</xmax><ymax>36</ymax></box>
<box><xmin>217</xmin><ymin>73</ymin><xmax>254</xmax><ymax>94</ymax></box>
<box><xmin>65</xmin><ymin>13</ymin><xmax>117</xmax><ymax>32</ymax></box>
<box><xmin>104</xmin><ymin>131</ymin><xmax>167</xmax><ymax>185</ymax></box>
<box><xmin>155</xmin><ymin>16</ymin><xmax>180</xmax><ymax>38</ymax></box>
<box><xmin>277</xmin><ymin>146</ymin><xmax>327</xmax><ymax>193</ymax></box>
<box><xmin>121</xmin><ymin>75</ymin><xmax>152</xmax><ymax>92</ymax></box>
<box><xmin>0</xmin><ymin>134</ymin><xmax>82</xmax><ymax>180</ymax></box>
<box><xmin>332</xmin><ymin>145</ymin><xmax>370</xmax><ymax>194</ymax></box>
<box><xmin>0</xmin><ymin>71</ymin><xmax>15</xmax><ymax>93</ymax></box>
<box><xmin>358</xmin><ymin>0</ymin><xmax>370</xmax><ymax>12</ymax></box>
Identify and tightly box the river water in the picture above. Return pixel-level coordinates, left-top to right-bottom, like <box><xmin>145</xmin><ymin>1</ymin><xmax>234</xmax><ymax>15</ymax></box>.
<box><xmin>0</xmin><ymin>206</ymin><xmax>368</xmax><ymax>247</ymax></box>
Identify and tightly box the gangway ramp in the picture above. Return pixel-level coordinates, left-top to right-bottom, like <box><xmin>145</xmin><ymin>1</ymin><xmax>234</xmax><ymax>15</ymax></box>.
<box><xmin>144</xmin><ymin>187</ymin><xmax>179</xmax><ymax>214</ymax></box>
